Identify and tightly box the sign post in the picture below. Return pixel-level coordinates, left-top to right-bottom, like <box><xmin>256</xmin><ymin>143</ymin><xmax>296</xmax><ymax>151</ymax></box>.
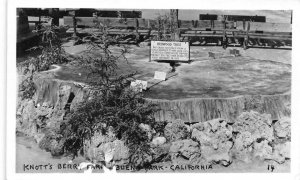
<box><xmin>150</xmin><ymin>41</ymin><xmax>190</xmax><ymax>72</ymax></box>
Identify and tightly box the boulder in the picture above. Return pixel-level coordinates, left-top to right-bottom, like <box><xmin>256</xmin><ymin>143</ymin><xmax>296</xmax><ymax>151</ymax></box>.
<box><xmin>169</xmin><ymin>139</ymin><xmax>201</xmax><ymax>164</ymax></box>
<box><xmin>164</xmin><ymin>120</ymin><xmax>190</xmax><ymax>142</ymax></box>
<box><xmin>152</xmin><ymin>143</ymin><xmax>171</xmax><ymax>162</ymax></box>
<box><xmin>34</xmin><ymin>133</ymin><xmax>45</xmax><ymax>144</ymax></box>
<box><xmin>231</xmin><ymin>131</ymin><xmax>254</xmax><ymax>163</ymax></box>
<box><xmin>16</xmin><ymin>99</ymin><xmax>38</xmax><ymax>137</ymax></box>
<box><xmin>274</xmin><ymin>117</ymin><xmax>291</xmax><ymax>140</ymax></box>
<box><xmin>91</xmin><ymin>130</ymin><xmax>116</xmax><ymax>147</ymax></box>
<box><xmin>231</xmin><ymin>111</ymin><xmax>275</xmax><ymax>163</ymax></box>
<box><xmin>50</xmin><ymin>139</ymin><xmax>65</xmax><ymax>156</ymax></box>
<box><xmin>253</xmin><ymin>139</ymin><xmax>273</xmax><ymax>161</ymax></box>
<box><xmin>272</xmin><ymin>142</ymin><xmax>290</xmax><ymax>164</ymax></box>
<box><xmin>38</xmin><ymin>130</ymin><xmax>65</xmax><ymax>157</ymax></box>
<box><xmin>191</xmin><ymin>118</ymin><xmax>233</xmax><ymax>166</ymax></box>
<box><xmin>139</xmin><ymin>123</ymin><xmax>155</xmax><ymax>140</ymax></box>
<box><xmin>233</xmin><ymin>111</ymin><xmax>274</xmax><ymax>141</ymax></box>
<box><xmin>151</xmin><ymin>136</ymin><xmax>167</xmax><ymax>146</ymax></box>
<box><xmin>86</xmin><ymin>139</ymin><xmax>130</xmax><ymax>165</ymax></box>
<box><xmin>111</xmin><ymin>140</ymin><xmax>130</xmax><ymax>163</ymax></box>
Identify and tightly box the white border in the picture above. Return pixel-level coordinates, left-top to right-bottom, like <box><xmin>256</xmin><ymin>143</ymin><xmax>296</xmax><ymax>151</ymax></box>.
<box><xmin>6</xmin><ymin>0</ymin><xmax>300</xmax><ymax>180</ymax></box>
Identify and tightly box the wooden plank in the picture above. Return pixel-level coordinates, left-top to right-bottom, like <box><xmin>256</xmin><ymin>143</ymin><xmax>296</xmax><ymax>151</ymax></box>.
<box><xmin>181</xmin><ymin>28</ymin><xmax>242</xmax><ymax>32</ymax></box>
<box><xmin>63</xmin><ymin>16</ymin><xmax>292</xmax><ymax>33</ymax></box>
<box><xmin>248</xmin><ymin>36</ymin><xmax>292</xmax><ymax>40</ymax></box>
<box><xmin>180</xmin><ymin>28</ymin><xmax>292</xmax><ymax>35</ymax></box>
<box><xmin>247</xmin><ymin>34</ymin><xmax>292</xmax><ymax>38</ymax></box>
<box><xmin>182</xmin><ymin>30</ymin><xmax>291</xmax><ymax>38</ymax></box>
<box><xmin>64</xmin><ymin>16</ymin><xmax>148</xmax><ymax>27</ymax></box>
<box><xmin>181</xmin><ymin>33</ymin><xmax>291</xmax><ymax>41</ymax></box>
<box><xmin>181</xmin><ymin>34</ymin><xmax>223</xmax><ymax>37</ymax></box>
<box><xmin>236</xmin><ymin>21</ymin><xmax>292</xmax><ymax>32</ymax></box>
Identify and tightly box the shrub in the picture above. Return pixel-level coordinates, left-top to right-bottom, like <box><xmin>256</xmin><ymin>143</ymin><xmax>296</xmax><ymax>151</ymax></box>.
<box><xmin>27</xmin><ymin>25</ymin><xmax>69</xmax><ymax>72</ymax></box>
<box><xmin>18</xmin><ymin>25</ymin><xmax>69</xmax><ymax>100</ymax></box>
<box><xmin>60</xmin><ymin>34</ymin><xmax>159</xmax><ymax>169</ymax></box>
<box><xmin>18</xmin><ymin>73</ymin><xmax>36</xmax><ymax>100</ymax></box>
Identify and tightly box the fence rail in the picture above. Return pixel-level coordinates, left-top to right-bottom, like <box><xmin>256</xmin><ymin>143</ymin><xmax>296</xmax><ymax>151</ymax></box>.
<box><xmin>64</xmin><ymin>16</ymin><xmax>292</xmax><ymax>49</ymax></box>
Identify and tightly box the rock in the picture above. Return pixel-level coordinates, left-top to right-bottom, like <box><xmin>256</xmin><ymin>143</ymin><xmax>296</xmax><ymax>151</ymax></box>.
<box><xmin>50</xmin><ymin>140</ymin><xmax>65</xmax><ymax>156</ymax></box>
<box><xmin>34</xmin><ymin>133</ymin><xmax>45</xmax><ymax>144</ymax></box>
<box><xmin>253</xmin><ymin>139</ymin><xmax>273</xmax><ymax>161</ymax></box>
<box><xmin>231</xmin><ymin>131</ymin><xmax>254</xmax><ymax>163</ymax></box>
<box><xmin>86</xmin><ymin>139</ymin><xmax>130</xmax><ymax>165</ymax></box>
<box><xmin>231</xmin><ymin>111</ymin><xmax>275</xmax><ymax>163</ymax></box>
<box><xmin>201</xmin><ymin>142</ymin><xmax>232</xmax><ymax>166</ymax></box>
<box><xmin>151</xmin><ymin>137</ymin><xmax>167</xmax><ymax>146</ymax></box>
<box><xmin>272</xmin><ymin>142</ymin><xmax>290</xmax><ymax>164</ymax></box>
<box><xmin>38</xmin><ymin>133</ymin><xmax>52</xmax><ymax>151</ymax></box>
<box><xmin>139</xmin><ymin>123</ymin><xmax>155</xmax><ymax>140</ymax></box>
<box><xmin>85</xmin><ymin>144</ymin><xmax>105</xmax><ymax>162</ymax></box>
<box><xmin>83</xmin><ymin>131</ymin><xmax>116</xmax><ymax>162</ymax></box>
<box><xmin>16</xmin><ymin>100</ymin><xmax>38</xmax><ymax>137</ymax></box>
<box><xmin>130</xmin><ymin>150</ymin><xmax>153</xmax><ymax>168</ymax></box>
<box><xmin>91</xmin><ymin>131</ymin><xmax>116</xmax><ymax>147</ymax></box>
<box><xmin>233</xmin><ymin>111</ymin><xmax>274</xmax><ymax>141</ymax></box>
<box><xmin>152</xmin><ymin>143</ymin><xmax>171</xmax><ymax>162</ymax></box>
<box><xmin>277</xmin><ymin>142</ymin><xmax>290</xmax><ymax>159</ymax></box>
<box><xmin>17</xmin><ymin>71</ymin><xmax>93</xmax><ymax>158</ymax></box>
<box><xmin>274</xmin><ymin>117</ymin><xmax>291</xmax><ymax>140</ymax></box>
<box><xmin>164</xmin><ymin>120</ymin><xmax>190</xmax><ymax>142</ymax></box>
<box><xmin>17</xmin><ymin>72</ymin><xmax>90</xmax><ymax>138</ymax></box>
<box><xmin>112</xmin><ymin>140</ymin><xmax>130</xmax><ymax>163</ymax></box>
<box><xmin>169</xmin><ymin>139</ymin><xmax>201</xmax><ymax>164</ymax></box>
<box><xmin>37</xmin><ymin>130</ymin><xmax>65</xmax><ymax>157</ymax></box>
<box><xmin>191</xmin><ymin>118</ymin><xmax>233</xmax><ymax>166</ymax></box>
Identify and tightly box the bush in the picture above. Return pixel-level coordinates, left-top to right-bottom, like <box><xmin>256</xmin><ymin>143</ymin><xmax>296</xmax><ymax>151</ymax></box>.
<box><xmin>60</xmin><ymin>34</ymin><xmax>159</xmax><ymax>169</ymax></box>
<box><xmin>26</xmin><ymin>25</ymin><xmax>69</xmax><ymax>72</ymax></box>
<box><xmin>18</xmin><ymin>25</ymin><xmax>69</xmax><ymax>100</ymax></box>
<box><xmin>18</xmin><ymin>73</ymin><xmax>36</xmax><ymax>100</ymax></box>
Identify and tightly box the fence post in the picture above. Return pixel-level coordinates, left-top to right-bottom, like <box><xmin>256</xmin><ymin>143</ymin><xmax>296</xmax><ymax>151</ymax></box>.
<box><xmin>243</xmin><ymin>21</ymin><xmax>250</xmax><ymax>50</ymax></box>
<box><xmin>170</xmin><ymin>9</ymin><xmax>180</xmax><ymax>41</ymax></box>
<box><xmin>222</xmin><ymin>18</ymin><xmax>227</xmax><ymax>49</ymax></box>
<box><xmin>135</xmin><ymin>18</ymin><xmax>140</xmax><ymax>44</ymax></box>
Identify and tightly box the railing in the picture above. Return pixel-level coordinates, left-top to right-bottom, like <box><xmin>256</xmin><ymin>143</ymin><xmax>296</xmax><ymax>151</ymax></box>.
<box><xmin>63</xmin><ymin>17</ymin><xmax>292</xmax><ymax>49</ymax></box>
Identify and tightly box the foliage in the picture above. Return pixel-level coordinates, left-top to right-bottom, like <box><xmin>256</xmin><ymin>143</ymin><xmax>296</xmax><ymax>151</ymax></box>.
<box><xmin>29</xmin><ymin>25</ymin><xmax>69</xmax><ymax>71</ymax></box>
<box><xmin>60</xmin><ymin>34</ymin><xmax>159</xmax><ymax>169</ymax></box>
<box><xmin>18</xmin><ymin>25</ymin><xmax>69</xmax><ymax>100</ymax></box>
<box><xmin>153</xmin><ymin>14</ymin><xmax>172</xmax><ymax>41</ymax></box>
<box><xmin>153</xmin><ymin>121</ymin><xmax>168</xmax><ymax>136</ymax></box>
<box><xmin>152</xmin><ymin>13</ymin><xmax>180</xmax><ymax>41</ymax></box>
<box><xmin>18</xmin><ymin>73</ymin><xmax>36</xmax><ymax>100</ymax></box>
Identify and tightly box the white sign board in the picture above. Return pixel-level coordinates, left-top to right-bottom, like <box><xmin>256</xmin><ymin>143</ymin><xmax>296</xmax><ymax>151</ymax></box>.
<box><xmin>154</xmin><ymin>71</ymin><xmax>167</xmax><ymax>81</ymax></box>
<box><xmin>150</xmin><ymin>41</ymin><xmax>190</xmax><ymax>61</ymax></box>
<box><xmin>130</xmin><ymin>80</ymin><xmax>148</xmax><ymax>92</ymax></box>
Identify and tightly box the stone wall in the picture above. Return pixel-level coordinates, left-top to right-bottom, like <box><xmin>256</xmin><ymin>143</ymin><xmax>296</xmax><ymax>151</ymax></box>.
<box><xmin>16</xmin><ymin>70</ymin><xmax>291</xmax><ymax>167</ymax></box>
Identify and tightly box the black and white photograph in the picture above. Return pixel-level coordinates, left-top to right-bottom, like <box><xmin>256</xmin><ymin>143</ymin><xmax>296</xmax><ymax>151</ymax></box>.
<box><xmin>4</xmin><ymin>0</ymin><xmax>300</xmax><ymax>178</ymax></box>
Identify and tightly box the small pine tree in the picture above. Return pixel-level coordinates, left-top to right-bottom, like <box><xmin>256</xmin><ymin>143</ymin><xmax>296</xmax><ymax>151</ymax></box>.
<box><xmin>60</xmin><ymin>34</ymin><xmax>159</xmax><ymax>169</ymax></box>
